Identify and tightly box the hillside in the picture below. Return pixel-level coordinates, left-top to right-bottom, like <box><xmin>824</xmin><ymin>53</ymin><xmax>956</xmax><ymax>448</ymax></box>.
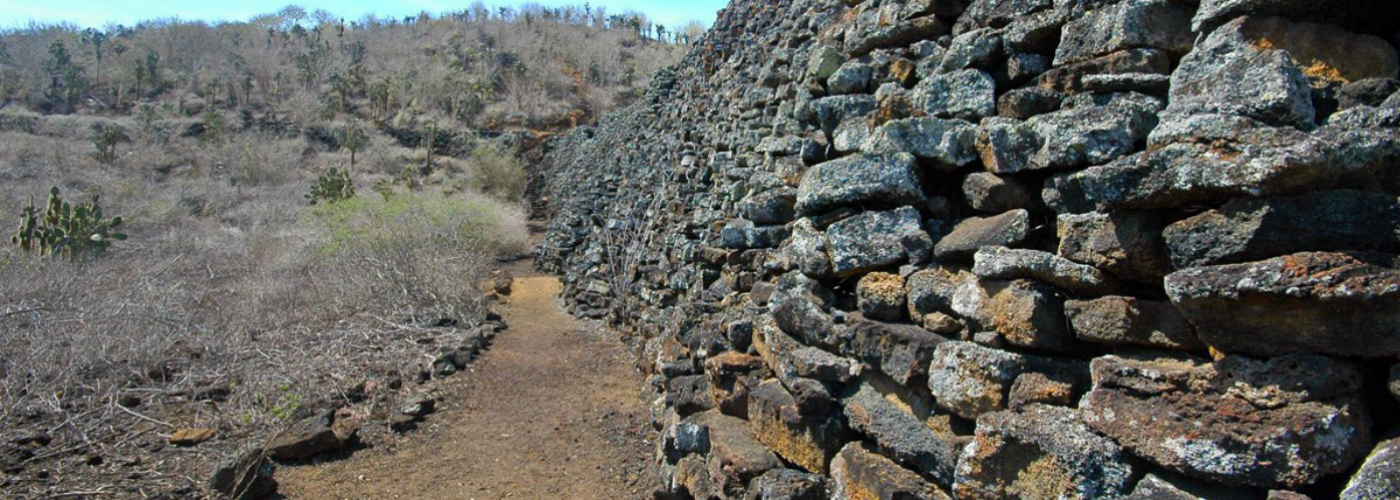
<box><xmin>539</xmin><ymin>0</ymin><xmax>1400</xmax><ymax>499</ymax></box>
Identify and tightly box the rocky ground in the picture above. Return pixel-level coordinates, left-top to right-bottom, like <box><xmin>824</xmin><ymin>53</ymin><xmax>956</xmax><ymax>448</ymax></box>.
<box><xmin>537</xmin><ymin>0</ymin><xmax>1400</xmax><ymax>499</ymax></box>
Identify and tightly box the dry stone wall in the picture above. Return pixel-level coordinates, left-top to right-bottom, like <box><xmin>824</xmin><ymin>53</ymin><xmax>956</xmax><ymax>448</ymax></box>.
<box><xmin>536</xmin><ymin>0</ymin><xmax>1400</xmax><ymax>498</ymax></box>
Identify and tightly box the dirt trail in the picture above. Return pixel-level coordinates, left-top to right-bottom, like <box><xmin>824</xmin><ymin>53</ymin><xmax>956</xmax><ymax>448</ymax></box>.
<box><xmin>278</xmin><ymin>264</ymin><xmax>655</xmax><ymax>500</ymax></box>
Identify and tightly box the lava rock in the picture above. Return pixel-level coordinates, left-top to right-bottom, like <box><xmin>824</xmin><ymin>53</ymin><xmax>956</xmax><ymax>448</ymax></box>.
<box><xmin>769</xmin><ymin>272</ymin><xmax>849</xmax><ymax>349</ymax></box>
<box><xmin>1166</xmin><ymin>252</ymin><xmax>1400</xmax><ymax>358</ymax></box>
<box><xmin>721</xmin><ymin>219</ymin><xmax>791</xmax><ymax>250</ymax></box>
<box><xmin>1120</xmin><ymin>473</ymin><xmax>1254</xmax><ymax>500</ymax></box>
<box><xmin>844</xmin><ymin>316</ymin><xmax>949</xmax><ymax>386</ymax></box>
<box><xmin>830</xmin><ymin>442</ymin><xmax>951</xmax><ymax>500</ymax></box>
<box><xmin>1342</xmin><ymin>436</ymin><xmax>1400</xmax><ymax>500</ymax></box>
<box><xmin>1163</xmin><ymin>190</ymin><xmax>1400</xmax><ymax>268</ymax></box>
<box><xmin>857</xmin><ymin>272</ymin><xmax>907</xmax><ymax>321</ymax></box>
<box><xmin>1055</xmin><ymin>211</ymin><xmax>1173</xmax><ymax>284</ymax></box>
<box><xmin>973</xmin><ymin>246</ymin><xmax>1116</xmax><ymax>295</ymax></box>
<box><xmin>748</xmin><ymin>380</ymin><xmax>844</xmax><ymax>474</ymax></box>
<box><xmin>1066</xmin><ymin>296</ymin><xmax>1202</xmax><ymax>351</ymax></box>
<box><xmin>786</xmin><ymin>219</ymin><xmax>834</xmax><ymax>279</ymax></box>
<box><xmin>905</xmin><ymin>266</ymin><xmax>976</xmax><ymax>319</ymax></box>
<box><xmin>828</xmin><ymin>62</ymin><xmax>874</xmax><ymax>95</ymax></box>
<box><xmin>1082</xmin><ymin>354</ymin><xmax>1372</xmax><ymax>488</ymax></box>
<box><xmin>961</xmin><ymin>172</ymin><xmax>1037</xmax><ymax>213</ymax></box>
<box><xmin>938</xmin><ymin>28</ymin><xmax>1002</xmax><ymax>72</ymax></box>
<box><xmin>996</xmin><ymin>87</ymin><xmax>1062</xmax><ymax>120</ymax></box>
<box><xmin>1006</xmin><ymin>372</ymin><xmax>1074</xmax><ymax>409</ymax></box>
<box><xmin>1165</xmin><ymin>16</ymin><xmax>1315</xmax><ymax>128</ymax></box>
<box><xmin>860</xmin><ymin>117</ymin><xmax>979</xmax><ymax>172</ymax></box>
<box><xmin>705</xmin><ymin>352</ymin><xmax>771</xmax><ymax>419</ymax></box>
<box><xmin>208</xmin><ymin>444</ymin><xmax>277</xmax><ymax>500</ymax></box>
<box><xmin>842</xmin><ymin>382</ymin><xmax>960</xmax><ymax>485</ymax></box>
<box><xmin>927</xmin><ymin>341</ymin><xmax>1030</xmax><ymax>420</ymax></box>
<box><xmin>795</xmin><ymin>153</ymin><xmax>924</xmax><ymax>216</ymax></box>
<box><xmin>914</xmin><ymin>69</ymin><xmax>996</xmax><ymax>121</ymax></box>
<box><xmin>826</xmin><ymin>207</ymin><xmax>932</xmax><ymax>277</ymax></box>
<box><xmin>1054</xmin><ymin>0</ymin><xmax>1193</xmax><ymax>66</ymax></box>
<box><xmin>668</xmin><ymin>375</ymin><xmax>718</xmax><ymax>416</ymax></box>
<box><xmin>1038</xmin><ymin>48</ymin><xmax>1171</xmax><ymax>94</ymax></box>
<box><xmin>741</xmin><ymin>188</ymin><xmax>799</xmax><ymax>225</ymax></box>
<box><xmin>745</xmin><ymin>468</ymin><xmax>828</xmax><ymax>500</ymax></box>
<box><xmin>688</xmin><ymin>410</ymin><xmax>783</xmax><ymax>494</ymax></box>
<box><xmin>932</xmin><ymin>210</ymin><xmax>1030</xmax><ymax>262</ymax></box>
<box><xmin>267</xmin><ymin>412</ymin><xmax>353</xmax><ymax>461</ymax></box>
<box><xmin>971</xmin><ymin>279</ymin><xmax>1072</xmax><ymax>352</ymax></box>
<box><xmin>955</xmin><ymin>404</ymin><xmax>1136</xmax><ymax>500</ymax></box>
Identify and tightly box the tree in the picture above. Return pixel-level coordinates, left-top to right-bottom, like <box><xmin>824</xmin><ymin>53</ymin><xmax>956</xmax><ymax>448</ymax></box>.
<box><xmin>45</xmin><ymin>40</ymin><xmax>85</xmax><ymax>112</ymax></box>
<box><xmin>340</xmin><ymin>119</ymin><xmax>369</xmax><ymax>169</ymax></box>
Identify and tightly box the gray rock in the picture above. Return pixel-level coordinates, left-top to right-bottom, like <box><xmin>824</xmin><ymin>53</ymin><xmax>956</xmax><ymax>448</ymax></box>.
<box><xmin>977</xmin><ymin>98</ymin><xmax>1158</xmax><ymax>174</ymax></box>
<box><xmin>861</xmin><ymin>117</ymin><xmax>979</xmax><ymax>172</ymax></box>
<box><xmin>1120</xmin><ymin>473</ymin><xmax>1255</xmax><ymax>500</ymax></box>
<box><xmin>1066</xmin><ymin>296</ymin><xmax>1202</xmax><ymax>350</ymax></box>
<box><xmin>1038</xmin><ymin>48</ymin><xmax>1171</xmax><ymax>94</ymax></box>
<box><xmin>826</xmin><ymin>207</ymin><xmax>932</xmax><ymax>277</ymax></box>
<box><xmin>266</xmin><ymin>412</ymin><xmax>352</xmax><ymax>461</ymax></box>
<box><xmin>833</xmin><ymin>118</ymin><xmax>874</xmax><ymax>153</ymax></box>
<box><xmin>811</xmin><ymin>95</ymin><xmax>878</xmax><ymax>134</ymax></box>
<box><xmin>927</xmin><ymin>341</ymin><xmax>1029</xmax><ymax>420</ymax></box>
<box><xmin>1164</xmin><ymin>16</ymin><xmax>1315</xmax><ymax>128</ymax></box>
<box><xmin>1343</xmin><ymin>437</ymin><xmax>1400</xmax><ymax>500</ymax></box>
<box><xmin>961</xmin><ymin>172</ymin><xmax>1037</xmax><ymax>213</ymax></box>
<box><xmin>687</xmin><ymin>410</ymin><xmax>783</xmax><ymax>495</ymax></box>
<box><xmin>1339</xmin><ymin>78</ymin><xmax>1400</xmax><ymax>110</ymax></box>
<box><xmin>748</xmin><ymin>380</ymin><xmax>844</xmax><ymax>474</ymax></box>
<box><xmin>785</xmin><ymin>347</ymin><xmax>860</xmax><ymax>384</ymax></box>
<box><xmin>745</xmin><ymin>468</ymin><xmax>828</xmax><ymax>500</ymax></box>
<box><xmin>1083</xmin><ymin>354</ymin><xmax>1372</xmax><ymax>489</ymax></box>
<box><xmin>1164</xmin><ymin>190</ymin><xmax>1400</xmax><ymax>268</ymax></box>
<box><xmin>938</xmin><ymin>28</ymin><xmax>1002</xmax><ymax>73</ymax></box>
<box><xmin>1167</xmin><ymin>252</ymin><xmax>1400</xmax><ymax>358</ymax></box>
<box><xmin>786</xmin><ymin>219</ymin><xmax>834</xmax><ymax>279</ymax></box>
<box><xmin>954</xmin><ymin>0</ymin><xmax>1054</xmax><ymax>35</ymax></box>
<box><xmin>1056</xmin><ymin>212</ymin><xmax>1173</xmax><ymax>284</ymax></box>
<box><xmin>795</xmin><ymin>153</ymin><xmax>924</xmax><ymax>216</ymax></box>
<box><xmin>975</xmin><ymin>117</ymin><xmax>1040</xmax><ymax>174</ymax></box>
<box><xmin>721</xmin><ymin>219</ymin><xmax>791</xmax><ymax>250</ymax></box>
<box><xmin>1005</xmin><ymin>53</ymin><xmax>1049</xmax><ymax>85</ymax></box>
<box><xmin>932</xmin><ymin>210</ymin><xmax>1030</xmax><ymax>262</ymax></box>
<box><xmin>1007</xmin><ymin>372</ymin><xmax>1074</xmax><ymax>409</ymax></box>
<box><xmin>828</xmin><ymin>62</ymin><xmax>873</xmax><ymax>95</ymax></box>
<box><xmin>845</xmin><ymin>7</ymin><xmax>949</xmax><ymax>56</ymax></box>
<box><xmin>1002</xmin><ymin>8</ymin><xmax>1068</xmax><ymax>53</ymax></box>
<box><xmin>1082</xmin><ymin>73</ymin><xmax>1171</xmax><ymax>93</ymax></box>
<box><xmin>661</xmin><ymin>421</ymin><xmax>711</xmax><ymax>463</ymax></box>
<box><xmin>973</xmin><ymin>246</ymin><xmax>1116</xmax><ymax>295</ymax></box>
<box><xmin>1054</xmin><ymin>0</ymin><xmax>1193</xmax><ymax>67</ymax></box>
<box><xmin>831</xmin><ymin>442</ymin><xmax>951</xmax><ymax>500</ymax></box>
<box><xmin>954</xmin><ymin>404</ymin><xmax>1136</xmax><ymax>500</ymax></box>
<box><xmin>844</xmin><ymin>316</ymin><xmax>949</xmax><ymax>386</ymax></box>
<box><xmin>842</xmin><ymin>382</ymin><xmax>960</xmax><ymax>485</ymax></box>
<box><xmin>769</xmin><ymin>272</ymin><xmax>849</xmax><ymax>349</ymax></box>
<box><xmin>906</xmin><ymin>266</ymin><xmax>976</xmax><ymax>319</ymax></box>
<box><xmin>1066</xmin><ymin>126</ymin><xmax>1400</xmax><ymax>210</ymax></box>
<box><xmin>741</xmin><ymin>188</ymin><xmax>798</xmax><ymax>226</ymax></box>
<box><xmin>808</xmin><ymin>46</ymin><xmax>844</xmax><ymax>81</ymax></box>
<box><xmin>208</xmin><ymin>444</ymin><xmax>276</xmax><ymax>500</ymax></box>
<box><xmin>915</xmin><ymin>69</ymin><xmax>996</xmax><ymax>121</ymax></box>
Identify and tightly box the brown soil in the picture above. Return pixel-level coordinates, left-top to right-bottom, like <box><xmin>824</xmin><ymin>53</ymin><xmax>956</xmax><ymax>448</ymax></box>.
<box><xmin>277</xmin><ymin>263</ymin><xmax>656</xmax><ymax>500</ymax></box>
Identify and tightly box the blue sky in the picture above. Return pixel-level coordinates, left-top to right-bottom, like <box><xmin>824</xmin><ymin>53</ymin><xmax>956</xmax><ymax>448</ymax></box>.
<box><xmin>0</xmin><ymin>0</ymin><xmax>728</xmax><ymax>30</ymax></box>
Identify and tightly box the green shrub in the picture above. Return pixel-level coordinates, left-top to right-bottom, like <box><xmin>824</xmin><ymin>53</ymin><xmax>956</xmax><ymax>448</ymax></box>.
<box><xmin>306</xmin><ymin>168</ymin><xmax>356</xmax><ymax>205</ymax></box>
<box><xmin>91</xmin><ymin>124</ymin><xmax>128</xmax><ymax>163</ymax></box>
<box><xmin>11</xmin><ymin>187</ymin><xmax>127</xmax><ymax>257</ymax></box>
<box><xmin>468</xmin><ymin>142</ymin><xmax>528</xmax><ymax>202</ymax></box>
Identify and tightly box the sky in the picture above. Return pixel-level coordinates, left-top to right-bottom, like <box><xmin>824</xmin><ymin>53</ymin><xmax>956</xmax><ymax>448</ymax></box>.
<box><xmin>0</xmin><ymin>0</ymin><xmax>728</xmax><ymax>30</ymax></box>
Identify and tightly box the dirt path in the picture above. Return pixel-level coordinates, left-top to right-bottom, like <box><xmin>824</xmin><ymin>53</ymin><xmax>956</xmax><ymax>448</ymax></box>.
<box><xmin>278</xmin><ymin>266</ymin><xmax>655</xmax><ymax>500</ymax></box>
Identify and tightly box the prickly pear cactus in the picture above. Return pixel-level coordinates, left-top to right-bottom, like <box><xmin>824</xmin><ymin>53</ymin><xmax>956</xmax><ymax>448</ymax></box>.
<box><xmin>11</xmin><ymin>187</ymin><xmax>127</xmax><ymax>257</ymax></box>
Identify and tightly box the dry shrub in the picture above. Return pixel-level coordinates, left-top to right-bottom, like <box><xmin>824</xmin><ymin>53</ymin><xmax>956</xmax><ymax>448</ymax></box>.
<box><xmin>467</xmin><ymin>142</ymin><xmax>529</xmax><ymax>202</ymax></box>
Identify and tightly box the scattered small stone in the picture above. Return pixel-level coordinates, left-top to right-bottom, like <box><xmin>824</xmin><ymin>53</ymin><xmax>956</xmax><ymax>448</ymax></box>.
<box><xmin>208</xmin><ymin>444</ymin><xmax>276</xmax><ymax>500</ymax></box>
<box><xmin>170</xmin><ymin>428</ymin><xmax>217</xmax><ymax>447</ymax></box>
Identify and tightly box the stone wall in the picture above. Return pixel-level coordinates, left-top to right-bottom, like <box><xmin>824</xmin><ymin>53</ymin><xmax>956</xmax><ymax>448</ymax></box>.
<box><xmin>537</xmin><ymin>0</ymin><xmax>1400</xmax><ymax>498</ymax></box>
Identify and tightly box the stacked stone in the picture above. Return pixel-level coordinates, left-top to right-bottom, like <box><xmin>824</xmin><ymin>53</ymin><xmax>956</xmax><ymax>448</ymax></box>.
<box><xmin>538</xmin><ymin>0</ymin><xmax>1400</xmax><ymax>499</ymax></box>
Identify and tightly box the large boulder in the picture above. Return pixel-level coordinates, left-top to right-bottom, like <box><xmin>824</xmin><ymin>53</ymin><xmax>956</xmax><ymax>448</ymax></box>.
<box><xmin>1343</xmin><ymin>437</ymin><xmax>1400</xmax><ymax>500</ymax></box>
<box><xmin>1190</xmin><ymin>10</ymin><xmax>1399</xmax><ymax>85</ymax></box>
<box><xmin>1066</xmin><ymin>296</ymin><xmax>1202</xmax><ymax>351</ymax></box>
<box><xmin>826</xmin><ymin>207</ymin><xmax>932</xmax><ymax>277</ymax></box>
<box><xmin>1082</xmin><ymin>354</ymin><xmax>1372</xmax><ymax>489</ymax></box>
<box><xmin>954</xmin><ymin>404</ymin><xmax>1136</xmax><ymax>500</ymax></box>
<box><xmin>796</xmin><ymin>154</ymin><xmax>924</xmax><ymax>216</ymax></box>
<box><xmin>932</xmin><ymin>210</ymin><xmax>1030</xmax><ymax>262</ymax></box>
<box><xmin>1165</xmin><ymin>252</ymin><xmax>1400</xmax><ymax>358</ymax></box>
<box><xmin>842</xmin><ymin>382</ymin><xmax>961</xmax><ymax>485</ymax></box>
<box><xmin>831</xmin><ymin>442</ymin><xmax>952</xmax><ymax>500</ymax></box>
<box><xmin>1164</xmin><ymin>16</ymin><xmax>1315</xmax><ymax>128</ymax></box>
<box><xmin>748</xmin><ymin>380</ymin><xmax>844</xmax><ymax>474</ymax></box>
<box><xmin>1163</xmin><ymin>190</ymin><xmax>1400</xmax><ymax>268</ymax></box>
<box><xmin>1054</xmin><ymin>0</ymin><xmax>1193</xmax><ymax>67</ymax></box>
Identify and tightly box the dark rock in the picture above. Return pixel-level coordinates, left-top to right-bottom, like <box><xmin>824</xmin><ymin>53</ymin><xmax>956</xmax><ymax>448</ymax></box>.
<box><xmin>1163</xmin><ymin>190</ymin><xmax>1400</xmax><ymax>268</ymax></box>
<box><xmin>844</xmin><ymin>316</ymin><xmax>948</xmax><ymax>386</ymax></box>
<box><xmin>1006</xmin><ymin>372</ymin><xmax>1074</xmax><ymax>409</ymax></box>
<box><xmin>668</xmin><ymin>375</ymin><xmax>718</xmax><ymax>416</ymax></box>
<box><xmin>996</xmin><ymin>87</ymin><xmax>1062</xmax><ymax>120</ymax></box>
<box><xmin>857</xmin><ymin>272</ymin><xmax>907</xmax><ymax>321</ymax></box>
<box><xmin>267</xmin><ymin>413</ymin><xmax>352</xmax><ymax>461</ymax></box>
<box><xmin>1391</xmin><ymin>365</ymin><xmax>1400</xmax><ymax>403</ymax></box>
<box><xmin>1196</xmin><ymin>14</ymin><xmax>1398</xmax><ymax>87</ymax></box>
<box><xmin>786</xmin><ymin>219</ymin><xmax>834</xmax><ymax>279</ymax></box>
<box><xmin>1120</xmin><ymin>473</ymin><xmax>1255</xmax><ymax>500</ymax></box>
<box><xmin>842</xmin><ymin>382</ymin><xmax>960</xmax><ymax>485</ymax></box>
<box><xmin>830</xmin><ymin>442</ymin><xmax>951</xmax><ymax>500</ymax></box>
<box><xmin>688</xmin><ymin>410</ymin><xmax>783</xmax><ymax>494</ymax></box>
<box><xmin>745</xmin><ymin>468</ymin><xmax>828</xmax><ymax>500</ymax></box>
<box><xmin>398</xmin><ymin>393</ymin><xmax>435</xmax><ymax>418</ymax></box>
<box><xmin>741</xmin><ymin>188</ymin><xmax>799</xmax><ymax>225</ymax></box>
<box><xmin>972</xmin><ymin>246</ymin><xmax>1115</xmax><ymax>295</ymax></box>
<box><xmin>1343</xmin><ymin>436</ymin><xmax>1400</xmax><ymax>500</ymax></box>
<box><xmin>1002</xmin><ymin>8</ymin><xmax>1067</xmax><ymax>53</ymax></box>
<box><xmin>1082</xmin><ymin>73</ymin><xmax>1172</xmax><ymax>93</ymax></box>
<box><xmin>1056</xmin><ymin>211</ymin><xmax>1173</xmax><ymax>284</ymax></box>
<box><xmin>927</xmin><ymin>341</ymin><xmax>1030</xmax><ymax>420</ymax></box>
<box><xmin>975</xmin><ymin>118</ymin><xmax>1040</xmax><ymax>174</ymax></box>
<box><xmin>208</xmin><ymin>444</ymin><xmax>276</xmax><ymax>500</ymax></box>
<box><xmin>906</xmin><ymin>266</ymin><xmax>976</xmax><ymax>319</ymax></box>
<box><xmin>932</xmin><ymin>210</ymin><xmax>1030</xmax><ymax>262</ymax></box>
<box><xmin>826</xmin><ymin>207</ymin><xmax>932</xmax><ymax>277</ymax></box>
<box><xmin>1066</xmin><ymin>296</ymin><xmax>1202</xmax><ymax>350</ymax></box>
<box><xmin>860</xmin><ymin>117</ymin><xmax>979</xmax><ymax>171</ymax></box>
<box><xmin>705</xmin><ymin>352</ymin><xmax>771</xmax><ymax>419</ymax></box>
<box><xmin>1339</xmin><ymin>78</ymin><xmax>1400</xmax><ymax>110</ymax></box>
<box><xmin>748</xmin><ymin>380</ymin><xmax>844</xmax><ymax>474</ymax></box>
<box><xmin>721</xmin><ymin>219</ymin><xmax>791</xmax><ymax>250</ymax></box>
<box><xmin>1082</xmin><ymin>354</ymin><xmax>1372</xmax><ymax>488</ymax></box>
<box><xmin>961</xmin><ymin>172</ymin><xmax>1037</xmax><ymax>213</ymax></box>
<box><xmin>811</xmin><ymin>95</ymin><xmax>878</xmax><ymax>135</ymax></box>
<box><xmin>1054</xmin><ymin>0</ymin><xmax>1194</xmax><ymax>66</ymax></box>
<box><xmin>846</xmin><ymin>11</ymin><xmax>949</xmax><ymax>56</ymax></box>
<box><xmin>954</xmin><ymin>404</ymin><xmax>1136</xmax><ymax>500</ymax></box>
<box><xmin>938</xmin><ymin>28</ymin><xmax>1002</xmax><ymax>73</ymax></box>
<box><xmin>661</xmin><ymin>421</ymin><xmax>711</xmax><ymax>463</ymax></box>
<box><xmin>1005</xmin><ymin>53</ymin><xmax>1049</xmax><ymax>85</ymax></box>
<box><xmin>769</xmin><ymin>273</ymin><xmax>849</xmax><ymax>349</ymax></box>
<box><xmin>1038</xmin><ymin>49</ymin><xmax>1171</xmax><ymax>95</ymax></box>
<box><xmin>795</xmin><ymin>153</ymin><xmax>924</xmax><ymax>216</ymax></box>
<box><xmin>914</xmin><ymin>69</ymin><xmax>996</xmax><ymax>121</ymax></box>
<box><xmin>969</xmin><ymin>279</ymin><xmax>1072</xmax><ymax>352</ymax></box>
<box><xmin>1166</xmin><ymin>252</ymin><xmax>1400</xmax><ymax>358</ymax></box>
<box><xmin>784</xmin><ymin>347</ymin><xmax>860</xmax><ymax>384</ymax></box>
